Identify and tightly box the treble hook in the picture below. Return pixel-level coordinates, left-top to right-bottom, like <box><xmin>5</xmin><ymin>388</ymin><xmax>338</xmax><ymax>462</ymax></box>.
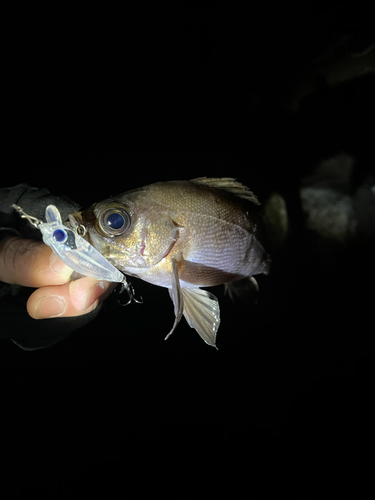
<box><xmin>117</xmin><ymin>279</ymin><xmax>143</xmax><ymax>306</ymax></box>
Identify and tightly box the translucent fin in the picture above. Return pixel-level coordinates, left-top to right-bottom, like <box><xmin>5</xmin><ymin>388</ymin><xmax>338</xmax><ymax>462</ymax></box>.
<box><xmin>182</xmin><ymin>288</ymin><xmax>220</xmax><ymax>349</ymax></box>
<box><xmin>264</xmin><ymin>192</ymin><xmax>288</xmax><ymax>250</ymax></box>
<box><xmin>190</xmin><ymin>177</ymin><xmax>260</xmax><ymax>205</ymax></box>
<box><xmin>165</xmin><ymin>256</ymin><xmax>184</xmax><ymax>340</ymax></box>
<box><xmin>224</xmin><ymin>276</ymin><xmax>259</xmax><ymax>303</ymax></box>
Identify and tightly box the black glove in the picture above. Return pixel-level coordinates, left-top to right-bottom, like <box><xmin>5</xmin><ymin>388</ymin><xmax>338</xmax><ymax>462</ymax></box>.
<box><xmin>0</xmin><ymin>184</ymin><xmax>102</xmax><ymax>350</ymax></box>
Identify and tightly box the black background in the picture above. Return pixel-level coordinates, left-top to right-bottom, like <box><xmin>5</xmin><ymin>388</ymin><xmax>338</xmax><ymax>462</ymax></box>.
<box><xmin>2</xmin><ymin>2</ymin><xmax>375</xmax><ymax>498</ymax></box>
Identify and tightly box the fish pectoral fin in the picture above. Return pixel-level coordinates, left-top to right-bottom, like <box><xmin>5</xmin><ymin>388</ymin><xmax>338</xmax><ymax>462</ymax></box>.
<box><xmin>166</xmin><ymin>255</ymin><xmax>220</xmax><ymax>348</ymax></box>
<box><xmin>182</xmin><ymin>288</ymin><xmax>220</xmax><ymax>349</ymax></box>
<box><xmin>165</xmin><ymin>255</ymin><xmax>184</xmax><ymax>340</ymax></box>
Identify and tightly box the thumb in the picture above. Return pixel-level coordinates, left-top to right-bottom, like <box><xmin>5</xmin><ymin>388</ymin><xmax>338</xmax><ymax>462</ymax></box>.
<box><xmin>0</xmin><ymin>236</ymin><xmax>73</xmax><ymax>287</ymax></box>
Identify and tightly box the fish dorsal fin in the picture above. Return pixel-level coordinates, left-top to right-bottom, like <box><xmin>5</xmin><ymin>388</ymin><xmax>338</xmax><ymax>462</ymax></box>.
<box><xmin>190</xmin><ymin>177</ymin><xmax>261</xmax><ymax>205</ymax></box>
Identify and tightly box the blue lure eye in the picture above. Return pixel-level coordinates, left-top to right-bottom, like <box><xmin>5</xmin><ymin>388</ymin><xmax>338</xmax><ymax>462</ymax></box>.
<box><xmin>53</xmin><ymin>228</ymin><xmax>67</xmax><ymax>242</ymax></box>
<box><xmin>98</xmin><ymin>205</ymin><xmax>131</xmax><ymax>236</ymax></box>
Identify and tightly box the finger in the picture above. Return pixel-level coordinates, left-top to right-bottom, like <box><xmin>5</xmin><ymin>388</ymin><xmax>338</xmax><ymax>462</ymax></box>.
<box><xmin>0</xmin><ymin>236</ymin><xmax>73</xmax><ymax>287</ymax></box>
<box><xmin>27</xmin><ymin>277</ymin><xmax>116</xmax><ymax>319</ymax></box>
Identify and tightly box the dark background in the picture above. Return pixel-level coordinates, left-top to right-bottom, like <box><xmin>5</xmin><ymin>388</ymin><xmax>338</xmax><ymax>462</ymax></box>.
<box><xmin>2</xmin><ymin>2</ymin><xmax>375</xmax><ymax>498</ymax></box>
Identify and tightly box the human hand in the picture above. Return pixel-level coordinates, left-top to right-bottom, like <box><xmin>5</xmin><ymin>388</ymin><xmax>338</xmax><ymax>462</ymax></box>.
<box><xmin>0</xmin><ymin>236</ymin><xmax>115</xmax><ymax>319</ymax></box>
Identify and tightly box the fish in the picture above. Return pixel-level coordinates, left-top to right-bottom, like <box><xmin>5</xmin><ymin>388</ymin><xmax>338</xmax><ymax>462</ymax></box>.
<box><xmin>68</xmin><ymin>178</ymin><xmax>271</xmax><ymax>348</ymax></box>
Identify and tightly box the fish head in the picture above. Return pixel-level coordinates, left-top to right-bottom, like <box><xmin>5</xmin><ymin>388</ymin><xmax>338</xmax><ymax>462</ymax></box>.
<box><xmin>68</xmin><ymin>191</ymin><xmax>178</xmax><ymax>274</ymax></box>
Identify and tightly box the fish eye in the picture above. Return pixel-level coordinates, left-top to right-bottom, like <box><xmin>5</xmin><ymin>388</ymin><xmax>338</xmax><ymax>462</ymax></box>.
<box><xmin>98</xmin><ymin>204</ymin><xmax>131</xmax><ymax>236</ymax></box>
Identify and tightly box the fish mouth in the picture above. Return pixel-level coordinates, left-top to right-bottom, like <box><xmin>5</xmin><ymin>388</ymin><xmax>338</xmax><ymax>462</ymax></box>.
<box><xmin>69</xmin><ymin>210</ymin><xmax>114</xmax><ymax>257</ymax></box>
<box><xmin>67</xmin><ymin>211</ymin><xmax>91</xmax><ymax>238</ymax></box>
<box><xmin>66</xmin><ymin>211</ymin><xmax>83</xmax><ymax>230</ymax></box>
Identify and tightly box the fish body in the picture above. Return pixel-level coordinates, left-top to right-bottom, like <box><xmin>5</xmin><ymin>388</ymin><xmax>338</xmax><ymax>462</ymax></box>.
<box><xmin>69</xmin><ymin>178</ymin><xmax>270</xmax><ymax>347</ymax></box>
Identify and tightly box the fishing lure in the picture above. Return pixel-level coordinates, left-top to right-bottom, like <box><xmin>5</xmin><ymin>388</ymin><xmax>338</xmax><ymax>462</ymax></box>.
<box><xmin>12</xmin><ymin>204</ymin><xmax>141</xmax><ymax>305</ymax></box>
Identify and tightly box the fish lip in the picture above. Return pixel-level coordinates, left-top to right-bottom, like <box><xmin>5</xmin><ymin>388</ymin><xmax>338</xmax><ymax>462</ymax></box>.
<box><xmin>69</xmin><ymin>212</ymin><xmax>83</xmax><ymax>224</ymax></box>
<box><xmin>67</xmin><ymin>212</ymin><xmax>92</xmax><ymax>240</ymax></box>
<box><xmin>67</xmin><ymin>212</ymin><xmax>83</xmax><ymax>230</ymax></box>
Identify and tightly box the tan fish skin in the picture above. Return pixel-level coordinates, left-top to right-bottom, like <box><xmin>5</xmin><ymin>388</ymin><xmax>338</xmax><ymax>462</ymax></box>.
<box><xmin>68</xmin><ymin>178</ymin><xmax>271</xmax><ymax>347</ymax></box>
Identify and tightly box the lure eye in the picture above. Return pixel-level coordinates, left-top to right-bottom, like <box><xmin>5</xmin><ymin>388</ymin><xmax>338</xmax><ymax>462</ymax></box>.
<box><xmin>98</xmin><ymin>205</ymin><xmax>131</xmax><ymax>236</ymax></box>
<box><xmin>53</xmin><ymin>229</ymin><xmax>67</xmax><ymax>242</ymax></box>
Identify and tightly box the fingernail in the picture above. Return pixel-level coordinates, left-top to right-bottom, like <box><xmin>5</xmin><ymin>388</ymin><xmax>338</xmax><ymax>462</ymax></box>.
<box><xmin>50</xmin><ymin>252</ymin><xmax>73</xmax><ymax>280</ymax></box>
<box><xmin>69</xmin><ymin>279</ymin><xmax>110</xmax><ymax>311</ymax></box>
<box><xmin>34</xmin><ymin>295</ymin><xmax>67</xmax><ymax>319</ymax></box>
<box><xmin>82</xmin><ymin>281</ymin><xmax>108</xmax><ymax>311</ymax></box>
